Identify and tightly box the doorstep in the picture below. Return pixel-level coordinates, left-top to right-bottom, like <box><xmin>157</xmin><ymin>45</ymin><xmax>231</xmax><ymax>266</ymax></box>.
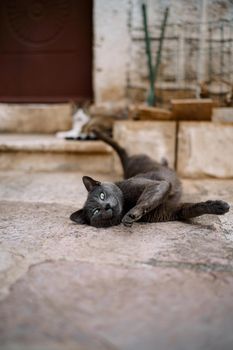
<box><xmin>0</xmin><ymin>134</ymin><xmax>113</xmax><ymax>173</ymax></box>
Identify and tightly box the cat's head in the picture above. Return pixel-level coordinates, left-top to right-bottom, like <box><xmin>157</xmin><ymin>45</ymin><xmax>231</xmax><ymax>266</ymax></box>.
<box><xmin>70</xmin><ymin>176</ymin><xmax>123</xmax><ymax>227</ymax></box>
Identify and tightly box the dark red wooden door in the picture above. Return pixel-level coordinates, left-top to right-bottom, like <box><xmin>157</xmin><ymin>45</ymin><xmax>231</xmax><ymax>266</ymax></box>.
<box><xmin>0</xmin><ymin>0</ymin><xmax>93</xmax><ymax>102</ymax></box>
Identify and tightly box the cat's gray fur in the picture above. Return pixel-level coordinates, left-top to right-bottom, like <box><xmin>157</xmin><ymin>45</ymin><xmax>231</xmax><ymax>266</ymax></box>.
<box><xmin>70</xmin><ymin>130</ymin><xmax>230</xmax><ymax>227</ymax></box>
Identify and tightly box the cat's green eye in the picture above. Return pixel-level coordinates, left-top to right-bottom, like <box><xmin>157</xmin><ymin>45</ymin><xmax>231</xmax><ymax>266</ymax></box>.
<box><xmin>100</xmin><ymin>192</ymin><xmax>105</xmax><ymax>200</ymax></box>
<box><xmin>93</xmin><ymin>208</ymin><xmax>100</xmax><ymax>216</ymax></box>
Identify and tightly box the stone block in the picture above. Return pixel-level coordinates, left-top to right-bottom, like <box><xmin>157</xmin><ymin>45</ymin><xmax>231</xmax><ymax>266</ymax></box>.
<box><xmin>212</xmin><ymin>107</ymin><xmax>233</xmax><ymax>123</ymax></box>
<box><xmin>0</xmin><ymin>103</ymin><xmax>72</xmax><ymax>133</ymax></box>
<box><xmin>171</xmin><ymin>99</ymin><xmax>213</xmax><ymax>121</ymax></box>
<box><xmin>177</xmin><ymin>122</ymin><xmax>233</xmax><ymax>178</ymax></box>
<box><xmin>113</xmin><ymin>121</ymin><xmax>176</xmax><ymax>175</ymax></box>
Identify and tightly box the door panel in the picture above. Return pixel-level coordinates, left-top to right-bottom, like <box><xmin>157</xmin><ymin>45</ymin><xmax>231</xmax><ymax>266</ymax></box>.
<box><xmin>0</xmin><ymin>0</ymin><xmax>93</xmax><ymax>102</ymax></box>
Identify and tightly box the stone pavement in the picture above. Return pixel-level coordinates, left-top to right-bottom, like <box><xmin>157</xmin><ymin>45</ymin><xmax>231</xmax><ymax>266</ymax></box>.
<box><xmin>0</xmin><ymin>171</ymin><xmax>233</xmax><ymax>350</ymax></box>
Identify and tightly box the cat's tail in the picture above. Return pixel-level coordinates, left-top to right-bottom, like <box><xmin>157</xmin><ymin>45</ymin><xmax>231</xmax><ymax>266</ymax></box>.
<box><xmin>92</xmin><ymin>129</ymin><xmax>129</xmax><ymax>175</ymax></box>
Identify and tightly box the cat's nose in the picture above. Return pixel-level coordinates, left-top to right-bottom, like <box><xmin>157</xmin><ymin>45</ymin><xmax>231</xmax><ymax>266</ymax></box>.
<box><xmin>105</xmin><ymin>203</ymin><xmax>111</xmax><ymax>211</ymax></box>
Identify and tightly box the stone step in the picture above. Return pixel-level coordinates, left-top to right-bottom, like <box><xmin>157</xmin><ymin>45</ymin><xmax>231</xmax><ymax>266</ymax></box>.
<box><xmin>0</xmin><ymin>134</ymin><xmax>113</xmax><ymax>173</ymax></box>
<box><xmin>1</xmin><ymin>121</ymin><xmax>232</xmax><ymax>178</ymax></box>
<box><xmin>0</xmin><ymin>103</ymin><xmax>72</xmax><ymax>133</ymax></box>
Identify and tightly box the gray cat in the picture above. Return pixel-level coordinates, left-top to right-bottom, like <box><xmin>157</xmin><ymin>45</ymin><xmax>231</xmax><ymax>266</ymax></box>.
<box><xmin>70</xmin><ymin>130</ymin><xmax>230</xmax><ymax>227</ymax></box>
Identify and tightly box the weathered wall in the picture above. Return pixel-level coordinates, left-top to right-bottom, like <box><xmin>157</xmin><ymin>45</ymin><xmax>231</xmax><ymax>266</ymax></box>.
<box><xmin>94</xmin><ymin>0</ymin><xmax>233</xmax><ymax>104</ymax></box>
<box><xmin>94</xmin><ymin>0</ymin><xmax>131</xmax><ymax>103</ymax></box>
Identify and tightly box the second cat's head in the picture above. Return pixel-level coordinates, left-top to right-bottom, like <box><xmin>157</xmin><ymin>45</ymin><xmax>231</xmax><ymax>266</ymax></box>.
<box><xmin>70</xmin><ymin>176</ymin><xmax>123</xmax><ymax>227</ymax></box>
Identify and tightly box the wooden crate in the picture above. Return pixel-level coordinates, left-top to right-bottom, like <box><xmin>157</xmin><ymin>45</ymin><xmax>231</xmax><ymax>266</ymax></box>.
<box><xmin>171</xmin><ymin>99</ymin><xmax>213</xmax><ymax>121</ymax></box>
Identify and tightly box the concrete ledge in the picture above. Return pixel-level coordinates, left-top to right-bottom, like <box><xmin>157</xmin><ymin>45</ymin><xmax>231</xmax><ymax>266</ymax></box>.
<box><xmin>0</xmin><ymin>103</ymin><xmax>72</xmax><ymax>133</ymax></box>
<box><xmin>0</xmin><ymin>153</ymin><xmax>114</xmax><ymax>173</ymax></box>
<box><xmin>113</xmin><ymin>121</ymin><xmax>176</xmax><ymax>174</ymax></box>
<box><xmin>0</xmin><ymin>134</ymin><xmax>113</xmax><ymax>172</ymax></box>
<box><xmin>0</xmin><ymin>134</ymin><xmax>112</xmax><ymax>153</ymax></box>
<box><xmin>177</xmin><ymin>122</ymin><xmax>233</xmax><ymax>178</ymax></box>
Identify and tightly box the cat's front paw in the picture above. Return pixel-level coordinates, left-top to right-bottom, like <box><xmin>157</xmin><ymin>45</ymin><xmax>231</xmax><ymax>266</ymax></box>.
<box><xmin>122</xmin><ymin>208</ymin><xmax>143</xmax><ymax>227</ymax></box>
<box><xmin>122</xmin><ymin>214</ymin><xmax>134</xmax><ymax>227</ymax></box>
<box><xmin>205</xmin><ymin>200</ymin><xmax>230</xmax><ymax>215</ymax></box>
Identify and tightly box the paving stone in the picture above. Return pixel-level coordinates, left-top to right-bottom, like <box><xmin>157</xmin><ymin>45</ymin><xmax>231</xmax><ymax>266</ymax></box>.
<box><xmin>0</xmin><ymin>184</ymin><xmax>232</xmax><ymax>299</ymax></box>
<box><xmin>0</xmin><ymin>172</ymin><xmax>233</xmax><ymax>350</ymax></box>
<box><xmin>1</xmin><ymin>260</ymin><xmax>233</xmax><ymax>350</ymax></box>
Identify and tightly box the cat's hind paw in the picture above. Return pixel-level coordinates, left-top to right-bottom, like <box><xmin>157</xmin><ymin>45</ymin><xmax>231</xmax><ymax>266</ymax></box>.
<box><xmin>205</xmin><ymin>200</ymin><xmax>230</xmax><ymax>215</ymax></box>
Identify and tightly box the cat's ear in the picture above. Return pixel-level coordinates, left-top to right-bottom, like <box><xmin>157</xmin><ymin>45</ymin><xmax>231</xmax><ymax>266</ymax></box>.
<box><xmin>82</xmin><ymin>176</ymin><xmax>101</xmax><ymax>192</ymax></box>
<box><xmin>70</xmin><ymin>209</ymin><xmax>86</xmax><ymax>224</ymax></box>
